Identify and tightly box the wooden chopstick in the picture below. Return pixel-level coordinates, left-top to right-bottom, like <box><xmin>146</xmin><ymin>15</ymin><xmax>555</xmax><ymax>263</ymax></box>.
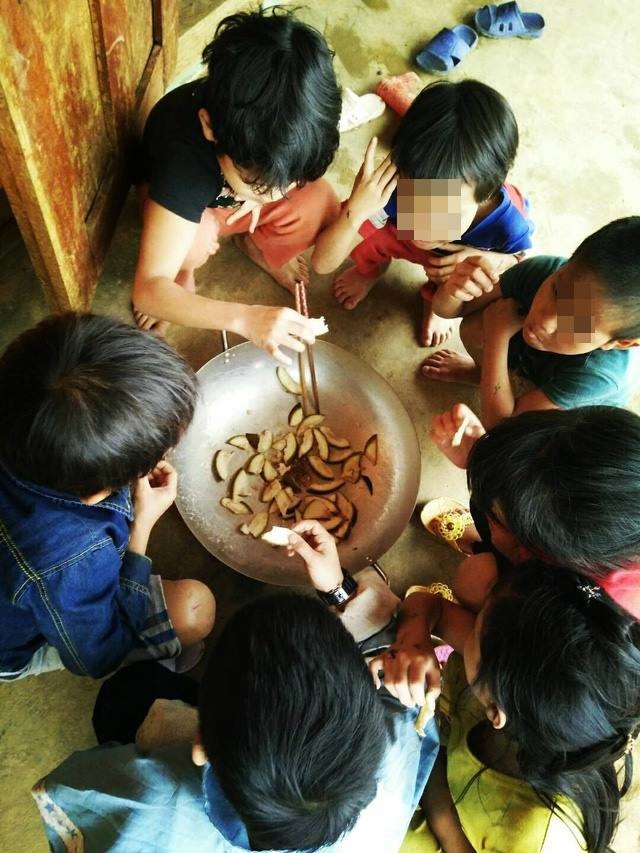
<box><xmin>294</xmin><ymin>283</ymin><xmax>311</xmax><ymax>416</ymax></box>
<box><xmin>295</xmin><ymin>282</ymin><xmax>321</xmax><ymax>414</ymax></box>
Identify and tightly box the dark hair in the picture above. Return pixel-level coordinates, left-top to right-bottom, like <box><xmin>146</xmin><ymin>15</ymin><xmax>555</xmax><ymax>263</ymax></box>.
<box><xmin>201</xmin><ymin>8</ymin><xmax>340</xmax><ymax>193</ymax></box>
<box><xmin>467</xmin><ymin>406</ymin><xmax>640</xmax><ymax>575</ymax></box>
<box><xmin>392</xmin><ymin>79</ymin><xmax>518</xmax><ymax>201</ymax></box>
<box><xmin>571</xmin><ymin>216</ymin><xmax>640</xmax><ymax>340</ymax></box>
<box><xmin>0</xmin><ymin>313</ymin><xmax>197</xmax><ymax>495</ymax></box>
<box><xmin>475</xmin><ymin>562</ymin><xmax>640</xmax><ymax>852</ymax></box>
<box><xmin>199</xmin><ymin>593</ymin><xmax>388</xmax><ymax>850</ymax></box>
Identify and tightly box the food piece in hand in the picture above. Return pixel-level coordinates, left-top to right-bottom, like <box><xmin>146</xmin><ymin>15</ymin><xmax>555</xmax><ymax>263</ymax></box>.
<box><xmin>277</xmin><ymin>366</ymin><xmax>302</xmax><ymax>395</ymax></box>
<box><xmin>213</xmin><ymin>449</ymin><xmax>234</xmax><ymax>481</ymax></box>
<box><xmin>308</xmin><ymin>317</ymin><xmax>329</xmax><ymax>337</ymax></box>
<box><xmin>261</xmin><ymin>525</ymin><xmax>293</xmax><ymax>546</ymax></box>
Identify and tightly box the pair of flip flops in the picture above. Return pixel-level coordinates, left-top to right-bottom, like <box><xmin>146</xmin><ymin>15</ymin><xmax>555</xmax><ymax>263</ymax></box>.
<box><xmin>416</xmin><ymin>1</ymin><xmax>545</xmax><ymax>74</ymax></box>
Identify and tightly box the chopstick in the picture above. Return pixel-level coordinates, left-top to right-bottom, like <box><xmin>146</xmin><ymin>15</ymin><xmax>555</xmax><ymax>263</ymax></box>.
<box><xmin>294</xmin><ymin>282</ymin><xmax>321</xmax><ymax>414</ymax></box>
<box><xmin>294</xmin><ymin>283</ymin><xmax>311</xmax><ymax>415</ymax></box>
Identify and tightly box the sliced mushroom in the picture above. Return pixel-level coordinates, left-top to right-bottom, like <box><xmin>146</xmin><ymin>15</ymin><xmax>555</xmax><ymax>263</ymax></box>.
<box><xmin>263</xmin><ymin>460</ymin><xmax>278</xmax><ymax>482</ymax></box>
<box><xmin>261</xmin><ymin>526</ymin><xmax>293</xmax><ymax>546</ymax></box>
<box><xmin>221</xmin><ymin>497</ymin><xmax>252</xmax><ymax>514</ymax></box>
<box><xmin>232</xmin><ymin>469</ymin><xmax>252</xmax><ymax>500</ymax></box>
<box><xmin>308</xmin><ymin>455</ymin><xmax>334</xmax><ymax>479</ymax></box>
<box><xmin>228</xmin><ymin>435</ymin><xmax>251</xmax><ymax>450</ymax></box>
<box><xmin>257</xmin><ymin>430</ymin><xmax>273</xmax><ymax>453</ymax></box>
<box><xmin>328</xmin><ymin>447</ymin><xmax>353</xmax><ymax>464</ymax></box>
<box><xmin>342</xmin><ymin>453</ymin><xmax>362</xmax><ymax>484</ymax></box>
<box><xmin>275</xmin><ymin>489</ymin><xmax>291</xmax><ymax>516</ymax></box>
<box><xmin>288</xmin><ymin>403</ymin><xmax>303</xmax><ymax>427</ymax></box>
<box><xmin>303</xmin><ymin>494</ymin><xmax>336</xmax><ymax>512</ymax></box>
<box><xmin>297</xmin><ymin>430</ymin><xmax>314</xmax><ymax>457</ymax></box>
<box><xmin>364</xmin><ymin>434</ymin><xmax>378</xmax><ymax>465</ymax></box>
<box><xmin>308</xmin><ymin>478</ymin><xmax>345</xmax><ymax>494</ymax></box>
<box><xmin>319</xmin><ymin>426</ymin><xmax>350</xmax><ymax>449</ymax></box>
<box><xmin>362</xmin><ymin>475</ymin><xmax>374</xmax><ymax>495</ymax></box>
<box><xmin>261</xmin><ymin>480</ymin><xmax>282</xmax><ymax>503</ymax></box>
<box><xmin>276</xmin><ymin>366</ymin><xmax>302</xmax><ymax>395</ymax></box>
<box><xmin>333</xmin><ymin>519</ymin><xmax>351</xmax><ymax>540</ymax></box>
<box><xmin>213</xmin><ymin>449</ymin><xmax>234</xmax><ymax>481</ymax></box>
<box><xmin>303</xmin><ymin>499</ymin><xmax>334</xmax><ymax>520</ymax></box>
<box><xmin>283</xmin><ymin>432</ymin><xmax>297</xmax><ymax>463</ymax></box>
<box><xmin>248</xmin><ymin>512</ymin><xmax>269</xmax><ymax>538</ymax></box>
<box><xmin>297</xmin><ymin>414</ymin><xmax>325</xmax><ymax>434</ymax></box>
<box><xmin>335</xmin><ymin>492</ymin><xmax>355</xmax><ymax>523</ymax></box>
<box><xmin>240</xmin><ymin>522</ymin><xmax>252</xmax><ymax>535</ymax></box>
<box><xmin>246</xmin><ymin>453</ymin><xmax>265</xmax><ymax>475</ymax></box>
<box><xmin>323</xmin><ymin>516</ymin><xmax>344</xmax><ymax>533</ymax></box>
<box><xmin>313</xmin><ymin>428</ymin><xmax>329</xmax><ymax>461</ymax></box>
<box><xmin>272</xmin><ymin>437</ymin><xmax>287</xmax><ymax>452</ymax></box>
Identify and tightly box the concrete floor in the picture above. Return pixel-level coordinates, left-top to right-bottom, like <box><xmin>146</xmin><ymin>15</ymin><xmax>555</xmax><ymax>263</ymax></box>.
<box><xmin>1</xmin><ymin>1</ymin><xmax>640</xmax><ymax>850</ymax></box>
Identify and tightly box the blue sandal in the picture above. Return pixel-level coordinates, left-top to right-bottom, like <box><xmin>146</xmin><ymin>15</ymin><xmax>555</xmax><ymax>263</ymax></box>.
<box><xmin>416</xmin><ymin>25</ymin><xmax>478</xmax><ymax>74</ymax></box>
<box><xmin>474</xmin><ymin>2</ymin><xmax>545</xmax><ymax>38</ymax></box>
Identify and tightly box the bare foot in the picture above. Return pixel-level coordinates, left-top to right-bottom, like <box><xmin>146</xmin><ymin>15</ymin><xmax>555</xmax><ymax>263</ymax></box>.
<box><xmin>133</xmin><ymin>307</ymin><xmax>169</xmax><ymax>337</ymax></box>
<box><xmin>421</xmin><ymin>300</ymin><xmax>455</xmax><ymax>347</ymax></box>
<box><xmin>333</xmin><ymin>264</ymin><xmax>377</xmax><ymax>310</ymax></box>
<box><xmin>421</xmin><ymin>349</ymin><xmax>481</xmax><ymax>384</ymax></box>
<box><xmin>232</xmin><ymin>234</ymin><xmax>309</xmax><ymax>294</ymax></box>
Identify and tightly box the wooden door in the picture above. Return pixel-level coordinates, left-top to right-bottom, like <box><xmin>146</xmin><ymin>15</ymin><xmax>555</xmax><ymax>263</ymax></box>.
<box><xmin>0</xmin><ymin>0</ymin><xmax>177</xmax><ymax>312</ymax></box>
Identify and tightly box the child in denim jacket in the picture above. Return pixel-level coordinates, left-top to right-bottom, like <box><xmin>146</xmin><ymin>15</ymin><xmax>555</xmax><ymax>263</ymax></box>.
<box><xmin>0</xmin><ymin>313</ymin><xmax>215</xmax><ymax>679</ymax></box>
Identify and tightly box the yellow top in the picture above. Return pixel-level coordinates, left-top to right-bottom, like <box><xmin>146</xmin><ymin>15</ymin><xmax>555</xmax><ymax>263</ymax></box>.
<box><xmin>401</xmin><ymin>654</ymin><xmax>586</xmax><ymax>853</ymax></box>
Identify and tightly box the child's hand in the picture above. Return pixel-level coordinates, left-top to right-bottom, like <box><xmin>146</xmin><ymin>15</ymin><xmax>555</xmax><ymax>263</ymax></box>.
<box><xmin>369</xmin><ymin>637</ymin><xmax>441</xmax><ymax>708</ymax></box>
<box><xmin>133</xmin><ymin>460</ymin><xmax>178</xmax><ymax>527</ymax></box>
<box><xmin>441</xmin><ymin>256</ymin><xmax>500</xmax><ymax>302</ymax></box>
<box><xmin>431</xmin><ymin>404</ymin><xmax>486</xmax><ymax>469</ymax></box>
<box><xmin>482</xmin><ymin>296</ymin><xmax>524</xmax><ymax>339</ymax></box>
<box><xmin>236</xmin><ymin>305</ymin><xmax>318</xmax><ymax>365</ymax></box>
<box><xmin>286</xmin><ymin>520</ymin><xmax>343</xmax><ymax>592</ymax></box>
<box><xmin>423</xmin><ymin>244</ymin><xmax>488</xmax><ymax>284</ymax></box>
<box><xmin>226</xmin><ymin>199</ymin><xmax>261</xmax><ymax>233</ymax></box>
<box><xmin>345</xmin><ymin>137</ymin><xmax>398</xmax><ymax>228</ymax></box>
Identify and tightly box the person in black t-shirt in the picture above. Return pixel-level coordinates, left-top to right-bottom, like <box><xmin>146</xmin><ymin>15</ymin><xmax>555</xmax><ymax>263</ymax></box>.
<box><xmin>132</xmin><ymin>9</ymin><xmax>341</xmax><ymax>363</ymax></box>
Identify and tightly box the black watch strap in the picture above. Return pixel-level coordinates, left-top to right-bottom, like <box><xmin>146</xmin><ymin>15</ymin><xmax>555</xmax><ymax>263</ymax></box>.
<box><xmin>317</xmin><ymin>570</ymin><xmax>358</xmax><ymax>608</ymax></box>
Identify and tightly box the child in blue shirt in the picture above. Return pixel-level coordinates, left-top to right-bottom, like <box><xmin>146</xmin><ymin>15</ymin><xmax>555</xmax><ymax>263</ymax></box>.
<box><xmin>312</xmin><ymin>80</ymin><xmax>534</xmax><ymax>347</ymax></box>
<box><xmin>424</xmin><ymin>216</ymin><xmax>640</xmax><ymax>427</ymax></box>
<box><xmin>0</xmin><ymin>314</ymin><xmax>215</xmax><ymax>679</ymax></box>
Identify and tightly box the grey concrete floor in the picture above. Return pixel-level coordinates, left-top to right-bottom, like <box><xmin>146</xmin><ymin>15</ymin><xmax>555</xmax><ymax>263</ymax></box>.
<box><xmin>2</xmin><ymin>1</ymin><xmax>640</xmax><ymax>850</ymax></box>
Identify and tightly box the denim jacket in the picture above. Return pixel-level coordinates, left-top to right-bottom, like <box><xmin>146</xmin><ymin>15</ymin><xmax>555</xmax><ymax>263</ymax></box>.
<box><xmin>0</xmin><ymin>466</ymin><xmax>152</xmax><ymax>678</ymax></box>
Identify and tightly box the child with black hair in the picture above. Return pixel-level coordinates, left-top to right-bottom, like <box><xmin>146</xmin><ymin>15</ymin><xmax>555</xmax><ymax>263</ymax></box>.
<box><xmin>424</xmin><ymin>216</ymin><xmax>640</xmax><ymax>426</ymax></box>
<box><xmin>312</xmin><ymin>79</ymin><xmax>533</xmax><ymax>347</ymax></box>
<box><xmin>427</xmin><ymin>403</ymin><xmax>640</xmax><ymax>613</ymax></box>
<box><xmin>132</xmin><ymin>8</ymin><xmax>341</xmax><ymax>360</ymax></box>
<box><xmin>34</xmin><ymin>592</ymin><xmax>437</xmax><ymax>852</ymax></box>
<box><xmin>0</xmin><ymin>314</ymin><xmax>215</xmax><ymax>680</ymax></box>
<box><xmin>373</xmin><ymin>562</ymin><xmax>640</xmax><ymax>853</ymax></box>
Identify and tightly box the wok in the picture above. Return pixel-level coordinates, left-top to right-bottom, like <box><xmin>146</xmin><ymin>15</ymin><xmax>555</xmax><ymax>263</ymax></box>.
<box><xmin>172</xmin><ymin>341</ymin><xmax>420</xmax><ymax>585</ymax></box>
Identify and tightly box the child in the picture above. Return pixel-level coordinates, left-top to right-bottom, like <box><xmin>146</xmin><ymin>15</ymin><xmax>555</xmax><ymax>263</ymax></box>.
<box><xmin>423</xmin><ymin>216</ymin><xmax>640</xmax><ymax>427</ymax></box>
<box><xmin>373</xmin><ymin>563</ymin><xmax>640</xmax><ymax>853</ymax></box>
<box><xmin>0</xmin><ymin>314</ymin><xmax>215</xmax><ymax>680</ymax></box>
<box><xmin>34</xmin><ymin>593</ymin><xmax>437</xmax><ymax>852</ymax></box>
<box><xmin>312</xmin><ymin>80</ymin><xmax>534</xmax><ymax>347</ymax></box>
<box><xmin>427</xmin><ymin>404</ymin><xmax>640</xmax><ymax>612</ymax></box>
<box><xmin>132</xmin><ymin>8</ymin><xmax>341</xmax><ymax>362</ymax></box>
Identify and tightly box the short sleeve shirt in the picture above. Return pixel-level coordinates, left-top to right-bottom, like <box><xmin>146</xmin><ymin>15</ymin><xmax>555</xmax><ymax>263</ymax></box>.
<box><xmin>500</xmin><ymin>256</ymin><xmax>639</xmax><ymax>408</ymax></box>
<box><xmin>135</xmin><ymin>81</ymin><xmax>225</xmax><ymax>223</ymax></box>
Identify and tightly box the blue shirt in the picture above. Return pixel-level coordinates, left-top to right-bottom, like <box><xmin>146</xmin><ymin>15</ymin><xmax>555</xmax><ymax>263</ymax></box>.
<box><xmin>0</xmin><ymin>466</ymin><xmax>152</xmax><ymax>678</ymax></box>
<box><xmin>34</xmin><ymin>697</ymin><xmax>439</xmax><ymax>853</ymax></box>
<box><xmin>500</xmin><ymin>256</ymin><xmax>640</xmax><ymax>408</ymax></box>
<box><xmin>381</xmin><ymin>184</ymin><xmax>534</xmax><ymax>253</ymax></box>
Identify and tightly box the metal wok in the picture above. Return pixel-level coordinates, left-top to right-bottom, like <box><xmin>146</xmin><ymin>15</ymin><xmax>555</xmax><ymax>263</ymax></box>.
<box><xmin>172</xmin><ymin>341</ymin><xmax>420</xmax><ymax>585</ymax></box>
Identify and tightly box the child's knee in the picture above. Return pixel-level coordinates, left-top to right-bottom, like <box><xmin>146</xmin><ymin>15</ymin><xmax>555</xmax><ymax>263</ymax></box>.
<box><xmin>452</xmin><ymin>555</ymin><xmax>498</xmax><ymax>613</ymax></box>
<box><xmin>166</xmin><ymin>579</ymin><xmax>216</xmax><ymax>643</ymax></box>
<box><xmin>460</xmin><ymin>312</ymin><xmax>484</xmax><ymax>354</ymax></box>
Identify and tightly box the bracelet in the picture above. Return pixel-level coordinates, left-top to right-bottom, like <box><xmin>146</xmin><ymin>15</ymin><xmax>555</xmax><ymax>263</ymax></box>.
<box><xmin>404</xmin><ymin>582</ymin><xmax>454</xmax><ymax>601</ymax></box>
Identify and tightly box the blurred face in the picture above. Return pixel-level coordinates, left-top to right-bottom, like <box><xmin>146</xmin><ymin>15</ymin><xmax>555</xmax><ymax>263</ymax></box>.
<box><xmin>522</xmin><ymin>261</ymin><xmax>627</xmax><ymax>355</ymax></box>
<box><xmin>396</xmin><ymin>178</ymin><xmax>479</xmax><ymax>249</ymax></box>
<box><xmin>486</xmin><ymin>504</ymin><xmax>522</xmax><ymax>564</ymax></box>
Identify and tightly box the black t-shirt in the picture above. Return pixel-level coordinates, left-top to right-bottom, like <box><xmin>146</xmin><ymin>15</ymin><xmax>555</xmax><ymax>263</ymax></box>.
<box><xmin>135</xmin><ymin>81</ymin><xmax>226</xmax><ymax>223</ymax></box>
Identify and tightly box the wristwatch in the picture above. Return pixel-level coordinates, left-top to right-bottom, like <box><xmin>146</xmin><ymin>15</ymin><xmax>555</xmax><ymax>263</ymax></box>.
<box><xmin>316</xmin><ymin>569</ymin><xmax>358</xmax><ymax>609</ymax></box>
